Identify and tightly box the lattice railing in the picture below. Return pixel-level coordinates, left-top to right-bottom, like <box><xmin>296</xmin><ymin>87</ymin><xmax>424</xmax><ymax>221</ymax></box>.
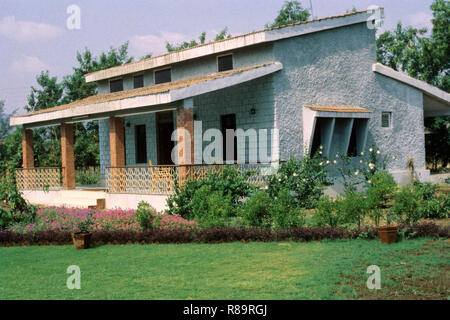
<box><xmin>105</xmin><ymin>163</ymin><xmax>278</xmax><ymax>195</ymax></box>
<box><xmin>16</xmin><ymin>167</ymin><xmax>62</xmax><ymax>191</ymax></box>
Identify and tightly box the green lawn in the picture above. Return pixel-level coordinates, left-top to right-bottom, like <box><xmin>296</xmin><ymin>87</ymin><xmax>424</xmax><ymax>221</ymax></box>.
<box><xmin>0</xmin><ymin>238</ymin><xmax>448</xmax><ymax>300</ymax></box>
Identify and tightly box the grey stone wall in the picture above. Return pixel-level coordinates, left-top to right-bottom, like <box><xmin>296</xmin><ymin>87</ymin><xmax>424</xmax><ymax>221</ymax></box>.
<box><xmin>272</xmin><ymin>22</ymin><xmax>426</xmax><ymax>173</ymax></box>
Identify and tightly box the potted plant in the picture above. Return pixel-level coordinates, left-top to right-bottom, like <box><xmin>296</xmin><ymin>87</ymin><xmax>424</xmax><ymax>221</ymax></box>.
<box><xmin>377</xmin><ymin>211</ymin><xmax>398</xmax><ymax>244</ymax></box>
<box><xmin>72</xmin><ymin>216</ymin><xmax>93</xmax><ymax>249</ymax></box>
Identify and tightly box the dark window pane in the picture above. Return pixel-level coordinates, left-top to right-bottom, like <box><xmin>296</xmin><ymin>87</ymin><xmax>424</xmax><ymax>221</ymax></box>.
<box><xmin>134</xmin><ymin>75</ymin><xmax>144</xmax><ymax>88</ymax></box>
<box><xmin>110</xmin><ymin>79</ymin><xmax>123</xmax><ymax>93</ymax></box>
<box><xmin>218</xmin><ymin>55</ymin><xmax>233</xmax><ymax>72</ymax></box>
<box><xmin>155</xmin><ymin>69</ymin><xmax>171</xmax><ymax>84</ymax></box>
<box><xmin>135</xmin><ymin>125</ymin><xmax>147</xmax><ymax>164</ymax></box>
<box><xmin>381</xmin><ymin>112</ymin><xmax>391</xmax><ymax>128</ymax></box>
<box><xmin>347</xmin><ymin>121</ymin><xmax>358</xmax><ymax>157</ymax></box>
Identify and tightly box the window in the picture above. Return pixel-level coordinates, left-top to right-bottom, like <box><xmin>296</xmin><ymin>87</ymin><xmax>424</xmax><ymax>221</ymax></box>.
<box><xmin>135</xmin><ymin>125</ymin><xmax>147</xmax><ymax>164</ymax></box>
<box><xmin>381</xmin><ymin>112</ymin><xmax>392</xmax><ymax>128</ymax></box>
<box><xmin>133</xmin><ymin>75</ymin><xmax>144</xmax><ymax>88</ymax></box>
<box><xmin>218</xmin><ymin>54</ymin><xmax>233</xmax><ymax>72</ymax></box>
<box><xmin>154</xmin><ymin>68</ymin><xmax>171</xmax><ymax>84</ymax></box>
<box><xmin>110</xmin><ymin>79</ymin><xmax>123</xmax><ymax>93</ymax></box>
<box><xmin>221</xmin><ymin>114</ymin><xmax>237</xmax><ymax>162</ymax></box>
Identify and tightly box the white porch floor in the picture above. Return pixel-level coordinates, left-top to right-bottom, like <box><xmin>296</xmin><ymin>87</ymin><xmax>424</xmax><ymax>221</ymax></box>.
<box><xmin>21</xmin><ymin>189</ymin><xmax>168</xmax><ymax>212</ymax></box>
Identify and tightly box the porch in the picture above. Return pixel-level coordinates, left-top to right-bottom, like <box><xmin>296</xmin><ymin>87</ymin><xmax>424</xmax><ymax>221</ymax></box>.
<box><xmin>16</xmin><ymin>163</ymin><xmax>275</xmax><ymax>210</ymax></box>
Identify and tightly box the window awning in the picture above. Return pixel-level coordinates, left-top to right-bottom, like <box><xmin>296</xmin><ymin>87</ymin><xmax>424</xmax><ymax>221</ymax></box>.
<box><xmin>10</xmin><ymin>62</ymin><xmax>283</xmax><ymax>128</ymax></box>
<box><xmin>303</xmin><ymin>105</ymin><xmax>372</xmax><ymax>157</ymax></box>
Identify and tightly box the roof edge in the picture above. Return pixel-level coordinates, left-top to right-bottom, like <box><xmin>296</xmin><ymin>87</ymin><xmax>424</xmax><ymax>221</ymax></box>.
<box><xmin>372</xmin><ymin>63</ymin><xmax>450</xmax><ymax>105</ymax></box>
<box><xmin>85</xmin><ymin>10</ymin><xmax>371</xmax><ymax>83</ymax></box>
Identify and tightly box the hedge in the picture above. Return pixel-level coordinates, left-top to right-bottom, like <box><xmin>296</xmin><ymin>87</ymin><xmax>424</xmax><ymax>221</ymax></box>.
<box><xmin>0</xmin><ymin>222</ymin><xmax>448</xmax><ymax>247</ymax></box>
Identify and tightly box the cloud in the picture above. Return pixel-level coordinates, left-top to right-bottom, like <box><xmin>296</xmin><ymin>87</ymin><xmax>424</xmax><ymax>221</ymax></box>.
<box><xmin>408</xmin><ymin>12</ymin><xmax>433</xmax><ymax>31</ymax></box>
<box><xmin>130</xmin><ymin>31</ymin><xmax>189</xmax><ymax>57</ymax></box>
<box><xmin>0</xmin><ymin>16</ymin><xmax>64</xmax><ymax>42</ymax></box>
<box><xmin>10</xmin><ymin>55</ymin><xmax>48</xmax><ymax>74</ymax></box>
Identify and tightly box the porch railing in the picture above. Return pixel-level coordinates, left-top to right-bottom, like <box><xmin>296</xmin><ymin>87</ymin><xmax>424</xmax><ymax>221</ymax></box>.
<box><xmin>16</xmin><ymin>167</ymin><xmax>62</xmax><ymax>191</ymax></box>
<box><xmin>105</xmin><ymin>163</ymin><xmax>277</xmax><ymax>195</ymax></box>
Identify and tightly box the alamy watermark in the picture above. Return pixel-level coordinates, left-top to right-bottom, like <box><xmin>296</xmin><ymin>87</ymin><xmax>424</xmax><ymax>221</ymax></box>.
<box><xmin>366</xmin><ymin>265</ymin><xmax>381</xmax><ymax>290</ymax></box>
<box><xmin>66</xmin><ymin>4</ymin><xmax>81</xmax><ymax>30</ymax></box>
<box><xmin>66</xmin><ymin>265</ymin><xmax>81</xmax><ymax>289</ymax></box>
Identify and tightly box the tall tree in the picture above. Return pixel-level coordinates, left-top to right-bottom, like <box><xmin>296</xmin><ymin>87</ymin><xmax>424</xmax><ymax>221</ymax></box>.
<box><xmin>265</xmin><ymin>1</ymin><xmax>310</xmax><ymax>28</ymax></box>
<box><xmin>376</xmin><ymin>0</ymin><xmax>450</xmax><ymax>170</ymax></box>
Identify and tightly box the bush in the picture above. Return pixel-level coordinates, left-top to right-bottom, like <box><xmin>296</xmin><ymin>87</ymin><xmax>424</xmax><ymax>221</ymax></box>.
<box><xmin>75</xmin><ymin>169</ymin><xmax>100</xmax><ymax>185</ymax></box>
<box><xmin>366</xmin><ymin>171</ymin><xmax>398</xmax><ymax>226</ymax></box>
<box><xmin>270</xmin><ymin>188</ymin><xmax>306</xmax><ymax>229</ymax></box>
<box><xmin>313</xmin><ymin>195</ymin><xmax>340</xmax><ymax>227</ymax></box>
<box><xmin>267</xmin><ymin>156</ymin><xmax>330</xmax><ymax>209</ymax></box>
<box><xmin>166</xmin><ymin>166</ymin><xmax>255</xmax><ymax>219</ymax></box>
<box><xmin>413</xmin><ymin>182</ymin><xmax>438</xmax><ymax>201</ymax></box>
<box><xmin>135</xmin><ymin>201</ymin><xmax>158</xmax><ymax>230</ymax></box>
<box><xmin>419</xmin><ymin>194</ymin><xmax>450</xmax><ymax>219</ymax></box>
<box><xmin>391</xmin><ymin>185</ymin><xmax>421</xmax><ymax>225</ymax></box>
<box><xmin>191</xmin><ymin>185</ymin><xmax>236</xmax><ymax>228</ymax></box>
<box><xmin>239</xmin><ymin>191</ymin><xmax>273</xmax><ymax>228</ymax></box>
<box><xmin>338</xmin><ymin>191</ymin><xmax>370</xmax><ymax>228</ymax></box>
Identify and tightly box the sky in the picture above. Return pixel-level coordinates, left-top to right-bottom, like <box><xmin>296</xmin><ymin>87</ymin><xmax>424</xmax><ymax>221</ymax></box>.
<box><xmin>0</xmin><ymin>0</ymin><xmax>434</xmax><ymax>115</ymax></box>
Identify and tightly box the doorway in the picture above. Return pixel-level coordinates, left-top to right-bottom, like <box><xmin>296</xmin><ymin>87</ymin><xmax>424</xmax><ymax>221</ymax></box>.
<box><xmin>156</xmin><ymin>111</ymin><xmax>175</xmax><ymax>165</ymax></box>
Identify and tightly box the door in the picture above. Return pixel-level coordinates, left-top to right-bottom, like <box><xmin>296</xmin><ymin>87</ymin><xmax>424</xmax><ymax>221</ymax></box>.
<box><xmin>221</xmin><ymin>114</ymin><xmax>237</xmax><ymax>163</ymax></box>
<box><xmin>135</xmin><ymin>125</ymin><xmax>147</xmax><ymax>164</ymax></box>
<box><xmin>157</xmin><ymin>111</ymin><xmax>175</xmax><ymax>165</ymax></box>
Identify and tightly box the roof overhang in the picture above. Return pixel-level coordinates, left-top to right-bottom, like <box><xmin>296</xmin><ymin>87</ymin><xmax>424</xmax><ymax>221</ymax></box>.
<box><xmin>10</xmin><ymin>62</ymin><xmax>283</xmax><ymax>128</ymax></box>
<box><xmin>372</xmin><ymin>63</ymin><xmax>450</xmax><ymax>117</ymax></box>
<box><xmin>84</xmin><ymin>11</ymin><xmax>372</xmax><ymax>83</ymax></box>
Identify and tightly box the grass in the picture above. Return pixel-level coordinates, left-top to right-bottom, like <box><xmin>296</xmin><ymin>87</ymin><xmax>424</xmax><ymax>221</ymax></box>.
<box><xmin>0</xmin><ymin>238</ymin><xmax>448</xmax><ymax>300</ymax></box>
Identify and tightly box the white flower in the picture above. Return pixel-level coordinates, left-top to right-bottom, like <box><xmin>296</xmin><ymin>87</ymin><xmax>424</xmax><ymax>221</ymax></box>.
<box><xmin>326</xmin><ymin>160</ymin><xmax>330</xmax><ymax>164</ymax></box>
<box><xmin>376</xmin><ymin>150</ymin><xmax>380</xmax><ymax>154</ymax></box>
<box><xmin>333</xmin><ymin>160</ymin><xmax>337</xmax><ymax>164</ymax></box>
<box><xmin>293</xmin><ymin>173</ymin><xmax>297</xmax><ymax>177</ymax></box>
<box><xmin>319</xmin><ymin>151</ymin><xmax>322</xmax><ymax>155</ymax></box>
<box><xmin>360</xmin><ymin>160</ymin><xmax>363</xmax><ymax>163</ymax></box>
<box><xmin>278</xmin><ymin>178</ymin><xmax>282</xmax><ymax>182</ymax></box>
<box><xmin>354</xmin><ymin>170</ymin><xmax>359</xmax><ymax>175</ymax></box>
<box><xmin>319</xmin><ymin>162</ymin><xmax>323</xmax><ymax>166</ymax></box>
<box><xmin>336</xmin><ymin>154</ymin><xmax>339</xmax><ymax>158</ymax></box>
<box><xmin>369</xmin><ymin>148</ymin><xmax>373</xmax><ymax>152</ymax></box>
<box><xmin>368</xmin><ymin>180</ymin><xmax>371</xmax><ymax>184</ymax></box>
<box><xmin>361</xmin><ymin>152</ymin><xmax>364</xmax><ymax>156</ymax></box>
<box><xmin>392</xmin><ymin>156</ymin><xmax>396</xmax><ymax>160</ymax></box>
<box><xmin>368</xmin><ymin>163</ymin><xmax>375</xmax><ymax>169</ymax></box>
<box><xmin>319</xmin><ymin>145</ymin><xmax>323</xmax><ymax>149</ymax></box>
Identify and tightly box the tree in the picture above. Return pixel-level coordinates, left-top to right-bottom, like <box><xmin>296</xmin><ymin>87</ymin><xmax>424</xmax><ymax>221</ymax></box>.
<box><xmin>265</xmin><ymin>1</ymin><xmax>310</xmax><ymax>28</ymax></box>
<box><xmin>376</xmin><ymin>0</ymin><xmax>450</xmax><ymax>170</ymax></box>
<box><xmin>0</xmin><ymin>100</ymin><xmax>13</xmax><ymax>140</ymax></box>
<box><xmin>166</xmin><ymin>28</ymin><xmax>232</xmax><ymax>52</ymax></box>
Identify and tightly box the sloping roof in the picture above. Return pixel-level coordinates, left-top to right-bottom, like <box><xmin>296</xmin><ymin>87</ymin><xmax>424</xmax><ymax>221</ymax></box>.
<box><xmin>304</xmin><ymin>105</ymin><xmax>372</xmax><ymax>113</ymax></box>
<box><xmin>10</xmin><ymin>62</ymin><xmax>282</xmax><ymax>127</ymax></box>
<box><xmin>372</xmin><ymin>63</ymin><xmax>450</xmax><ymax>105</ymax></box>
<box><xmin>85</xmin><ymin>10</ymin><xmax>373</xmax><ymax>83</ymax></box>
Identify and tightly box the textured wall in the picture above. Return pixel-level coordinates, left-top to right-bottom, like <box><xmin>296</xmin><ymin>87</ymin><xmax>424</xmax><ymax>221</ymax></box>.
<box><xmin>272</xmin><ymin>22</ymin><xmax>427</xmax><ymax>175</ymax></box>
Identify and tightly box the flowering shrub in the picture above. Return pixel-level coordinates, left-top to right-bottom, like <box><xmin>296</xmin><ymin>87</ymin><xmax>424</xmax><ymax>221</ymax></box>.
<box><xmin>7</xmin><ymin>206</ymin><xmax>197</xmax><ymax>233</ymax></box>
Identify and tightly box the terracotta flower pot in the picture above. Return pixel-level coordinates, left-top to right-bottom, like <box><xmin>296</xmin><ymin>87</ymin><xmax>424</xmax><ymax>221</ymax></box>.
<box><xmin>377</xmin><ymin>226</ymin><xmax>398</xmax><ymax>244</ymax></box>
<box><xmin>71</xmin><ymin>232</ymin><xmax>92</xmax><ymax>249</ymax></box>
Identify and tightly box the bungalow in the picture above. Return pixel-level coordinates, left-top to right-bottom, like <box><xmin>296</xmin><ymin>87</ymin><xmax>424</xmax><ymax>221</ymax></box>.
<box><xmin>9</xmin><ymin>9</ymin><xmax>450</xmax><ymax>210</ymax></box>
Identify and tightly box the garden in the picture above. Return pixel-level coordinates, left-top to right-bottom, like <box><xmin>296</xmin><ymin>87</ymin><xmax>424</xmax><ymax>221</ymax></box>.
<box><xmin>0</xmin><ymin>146</ymin><xmax>449</xmax><ymax>300</ymax></box>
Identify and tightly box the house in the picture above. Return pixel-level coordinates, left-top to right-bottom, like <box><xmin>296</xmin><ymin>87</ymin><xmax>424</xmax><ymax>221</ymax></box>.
<box><xmin>9</xmin><ymin>9</ymin><xmax>450</xmax><ymax>210</ymax></box>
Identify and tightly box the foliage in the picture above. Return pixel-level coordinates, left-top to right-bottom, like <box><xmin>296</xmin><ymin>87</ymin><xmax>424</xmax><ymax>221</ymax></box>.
<box><xmin>75</xmin><ymin>169</ymin><xmax>100</xmax><ymax>185</ymax></box>
<box><xmin>390</xmin><ymin>185</ymin><xmax>421</xmax><ymax>225</ymax></box>
<box><xmin>413</xmin><ymin>182</ymin><xmax>438</xmax><ymax>201</ymax></box>
<box><xmin>76</xmin><ymin>214</ymin><xmax>94</xmax><ymax>233</ymax></box>
<box><xmin>166</xmin><ymin>28</ymin><xmax>231</xmax><ymax>52</ymax></box>
<box><xmin>418</xmin><ymin>194</ymin><xmax>449</xmax><ymax>219</ymax></box>
<box><xmin>424</xmin><ymin>116</ymin><xmax>450</xmax><ymax>170</ymax></box>
<box><xmin>266</xmin><ymin>1</ymin><xmax>310</xmax><ymax>28</ymax></box>
<box><xmin>190</xmin><ymin>185</ymin><xmax>236</xmax><ymax>228</ymax></box>
<box><xmin>338</xmin><ymin>191</ymin><xmax>370</xmax><ymax>228</ymax></box>
<box><xmin>135</xmin><ymin>201</ymin><xmax>158</xmax><ymax>230</ymax></box>
<box><xmin>313</xmin><ymin>195</ymin><xmax>340</xmax><ymax>227</ymax></box>
<box><xmin>270</xmin><ymin>188</ymin><xmax>306</xmax><ymax>229</ymax></box>
<box><xmin>239</xmin><ymin>191</ymin><xmax>273</xmax><ymax>228</ymax></box>
<box><xmin>267</xmin><ymin>155</ymin><xmax>330</xmax><ymax>209</ymax></box>
<box><xmin>366</xmin><ymin>171</ymin><xmax>398</xmax><ymax>226</ymax></box>
<box><xmin>166</xmin><ymin>166</ymin><xmax>255</xmax><ymax>219</ymax></box>
<box><xmin>376</xmin><ymin>0</ymin><xmax>449</xmax><ymax>92</ymax></box>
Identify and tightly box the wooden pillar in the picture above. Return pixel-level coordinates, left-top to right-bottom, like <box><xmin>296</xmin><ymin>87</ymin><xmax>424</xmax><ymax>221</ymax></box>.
<box><xmin>21</xmin><ymin>128</ymin><xmax>34</xmax><ymax>189</ymax></box>
<box><xmin>109</xmin><ymin>117</ymin><xmax>125</xmax><ymax>192</ymax></box>
<box><xmin>61</xmin><ymin>123</ymin><xmax>76</xmax><ymax>190</ymax></box>
<box><xmin>177</xmin><ymin>100</ymin><xmax>194</xmax><ymax>184</ymax></box>
<box><xmin>22</xmin><ymin>128</ymin><xmax>34</xmax><ymax>168</ymax></box>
